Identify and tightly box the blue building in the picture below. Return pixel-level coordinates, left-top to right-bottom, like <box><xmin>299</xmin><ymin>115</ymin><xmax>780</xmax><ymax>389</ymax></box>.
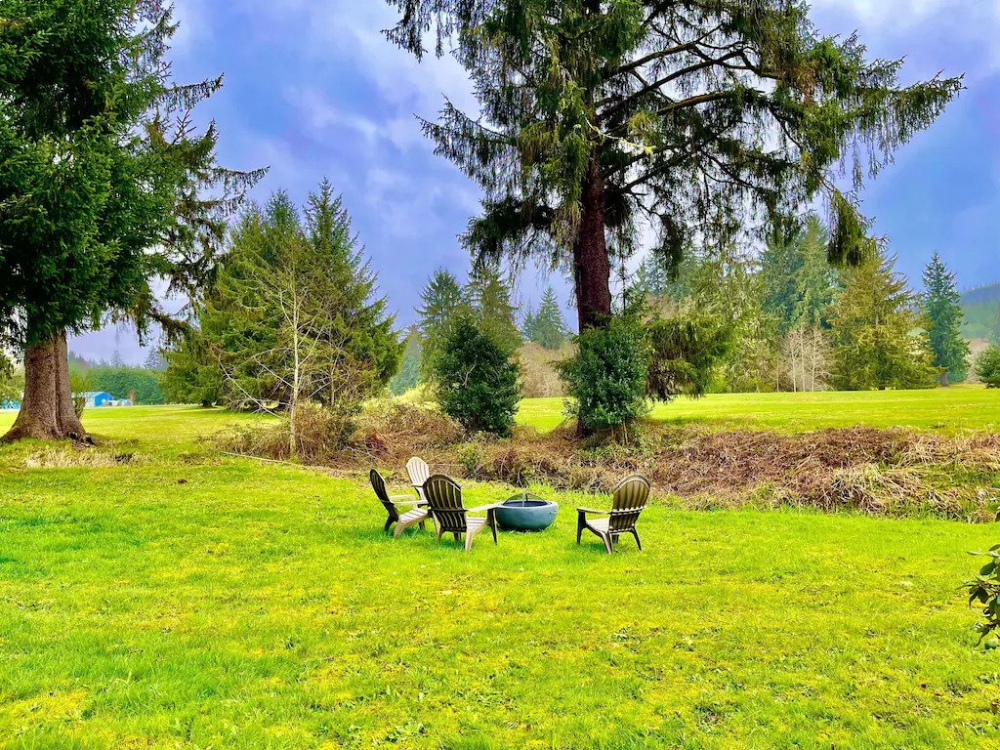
<box><xmin>79</xmin><ymin>391</ymin><xmax>114</xmax><ymax>408</ymax></box>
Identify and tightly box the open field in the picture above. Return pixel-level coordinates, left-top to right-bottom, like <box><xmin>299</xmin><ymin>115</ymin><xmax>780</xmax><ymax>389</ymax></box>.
<box><xmin>1</xmin><ymin>404</ymin><xmax>1000</xmax><ymax>747</ymax></box>
<box><xmin>517</xmin><ymin>386</ymin><xmax>1000</xmax><ymax>434</ymax></box>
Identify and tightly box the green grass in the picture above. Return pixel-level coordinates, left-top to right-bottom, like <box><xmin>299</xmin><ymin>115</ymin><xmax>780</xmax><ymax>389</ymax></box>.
<box><xmin>517</xmin><ymin>386</ymin><xmax>1000</xmax><ymax>434</ymax></box>
<box><xmin>1</xmin><ymin>405</ymin><xmax>1000</xmax><ymax>748</ymax></box>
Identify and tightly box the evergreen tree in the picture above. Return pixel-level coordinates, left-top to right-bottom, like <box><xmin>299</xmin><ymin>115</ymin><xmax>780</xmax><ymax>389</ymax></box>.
<box><xmin>975</xmin><ymin>345</ymin><xmax>1000</xmax><ymax>388</ymax></box>
<box><xmin>792</xmin><ymin>217</ymin><xmax>840</xmax><ymax>329</ymax></box>
<box><xmin>922</xmin><ymin>253</ymin><xmax>969</xmax><ymax>384</ymax></box>
<box><xmin>161</xmin><ymin>328</ymin><xmax>224</xmax><ymax>407</ymax></box>
<box><xmin>432</xmin><ymin>316</ymin><xmax>521</xmax><ymax>436</ymax></box>
<box><xmin>0</xmin><ymin>0</ymin><xmax>261</xmax><ymax>441</ymax></box>
<box><xmin>530</xmin><ymin>287</ymin><xmax>570</xmax><ymax>350</ymax></box>
<box><xmin>521</xmin><ymin>308</ymin><xmax>539</xmax><ymax>344</ymax></box>
<box><xmin>761</xmin><ymin>215</ymin><xmax>839</xmax><ymax>334</ymax></box>
<box><xmin>465</xmin><ymin>263</ymin><xmax>522</xmax><ymax>352</ymax></box>
<box><xmin>417</xmin><ymin>269</ymin><xmax>466</xmax><ymax>378</ymax></box>
<box><xmin>760</xmin><ymin>232</ymin><xmax>805</xmax><ymax>334</ymax></box>
<box><xmin>387</xmin><ymin>0</ymin><xmax>960</xmax><ymax>333</ymax></box>
<box><xmin>829</xmin><ymin>247</ymin><xmax>935</xmax><ymax>391</ymax></box>
<box><xmin>165</xmin><ymin>184</ymin><xmax>400</xmax><ymax>435</ymax></box>
<box><xmin>144</xmin><ymin>349</ymin><xmax>168</xmax><ymax>372</ymax></box>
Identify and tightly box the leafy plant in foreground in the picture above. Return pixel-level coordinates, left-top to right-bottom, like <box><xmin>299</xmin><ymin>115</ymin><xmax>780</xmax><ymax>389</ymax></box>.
<box><xmin>560</xmin><ymin>315</ymin><xmax>650</xmax><ymax>440</ymax></box>
<box><xmin>965</xmin><ymin>545</ymin><xmax>1000</xmax><ymax>648</ymax></box>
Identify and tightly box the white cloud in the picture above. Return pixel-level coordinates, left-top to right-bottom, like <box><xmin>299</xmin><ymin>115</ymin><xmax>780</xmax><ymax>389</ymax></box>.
<box><xmin>811</xmin><ymin>0</ymin><xmax>998</xmax><ymax>26</ymax></box>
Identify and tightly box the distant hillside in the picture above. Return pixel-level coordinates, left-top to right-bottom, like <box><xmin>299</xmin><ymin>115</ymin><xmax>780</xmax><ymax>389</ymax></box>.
<box><xmin>961</xmin><ymin>283</ymin><xmax>1000</xmax><ymax>341</ymax></box>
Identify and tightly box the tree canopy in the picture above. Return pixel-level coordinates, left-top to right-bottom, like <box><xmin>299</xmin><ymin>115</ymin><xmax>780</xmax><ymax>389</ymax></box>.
<box><xmin>0</xmin><ymin>0</ymin><xmax>261</xmax><ymax>440</ymax></box>
<box><xmin>386</xmin><ymin>0</ymin><xmax>962</xmax><ymax>331</ymax></box>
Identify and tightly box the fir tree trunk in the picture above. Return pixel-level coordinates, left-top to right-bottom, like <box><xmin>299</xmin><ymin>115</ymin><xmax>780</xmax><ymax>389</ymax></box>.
<box><xmin>2</xmin><ymin>329</ymin><xmax>86</xmax><ymax>442</ymax></box>
<box><xmin>572</xmin><ymin>156</ymin><xmax>612</xmax><ymax>332</ymax></box>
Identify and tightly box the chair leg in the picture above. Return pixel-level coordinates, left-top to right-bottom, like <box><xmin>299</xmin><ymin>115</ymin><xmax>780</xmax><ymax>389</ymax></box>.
<box><xmin>384</xmin><ymin>517</ymin><xmax>394</xmax><ymax>533</ymax></box>
<box><xmin>631</xmin><ymin>529</ymin><xmax>642</xmax><ymax>551</ymax></box>
<box><xmin>419</xmin><ymin>519</ymin><xmax>426</xmax><ymax>530</ymax></box>
<box><xmin>576</xmin><ymin>515</ymin><xmax>584</xmax><ymax>545</ymax></box>
<box><xmin>465</xmin><ymin>529</ymin><xmax>475</xmax><ymax>553</ymax></box>
<box><xmin>602</xmin><ymin>533</ymin><xmax>614</xmax><ymax>554</ymax></box>
<box><xmin>489</xmin><ymin>510</ymin><xmax>498</xmax><ymax>545</ymax></box>
<box><xmin>454</xmin><ymin>532</ymin><xmax>462</xmax><ymax>543</ymax></box>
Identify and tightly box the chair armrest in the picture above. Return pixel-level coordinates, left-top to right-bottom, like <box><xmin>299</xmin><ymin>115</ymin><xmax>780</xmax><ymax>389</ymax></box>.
<box><xmin>577</xmin><ymin>507</ymin><xmax>610</xmax><ymax>515</ymax></box>
<box><xmin>467</xmin><ymin>503</ymin><xmax>503</xmax><ymax>513</ymax></box>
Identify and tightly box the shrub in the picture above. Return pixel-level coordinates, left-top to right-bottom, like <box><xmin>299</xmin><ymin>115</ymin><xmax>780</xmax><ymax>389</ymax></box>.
<box><xmin>432</xmin><ymin>316</ymin><xmax>520</xmax><ymax>436</ymax></box>
<box><xmin>559</xmin><ymin>315</ymin><xmax>650</xmax><ymax>439</ymax></box>
<box><xmin>646</xmin><ymin>315</ymin><xmax>730</xmax><ymax>402</ymax></box>
<box><xmin>965</xmin><ymin>545</ymin><xmax>1000</xmax><ymax>648</ymax></box>
<box><xmin>975</xmin><ymin>346</ymin><xmax>1000</xmax><ymax>388</ymax></box>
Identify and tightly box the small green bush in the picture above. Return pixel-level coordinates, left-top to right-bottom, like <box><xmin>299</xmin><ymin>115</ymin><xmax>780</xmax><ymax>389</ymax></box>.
<box><xmin>975</xmin><ymin>346</ymin><xmax>1000</xmax><ymax>388</ymax></box>
<box><xmin>965</xmin><ymin>545</ymin><xmax>1000</xmax><ymax>648</ymax></box>
<box><xmin>559</xmin><ymin>315</ymin><xmax>650</xmax><ymax>439</ymax></box>
<box><xmin>432</xmin><ymin>316</ymin><xmax>520</xmax><ymax>436</ymax></box>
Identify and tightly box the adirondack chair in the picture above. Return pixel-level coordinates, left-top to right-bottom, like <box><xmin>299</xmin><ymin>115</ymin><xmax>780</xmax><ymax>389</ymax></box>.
<box><xmin>576</xmin><ymin>474</ymin><xmax>651</xmax><ymax>554</ymax></box>
<box><xmin>406</xmin><ymin>457</ymin><xmax>431</xmax><ymax>501</ymax></box>
<box><xmin>369</xmin><ymin>469</ymin><xmax>428</xmax><ymax>538</ymax></box>
<box><xmin>422</xmin><ymin>474</ymin><xmax>500</xmax><ymax>552</ymax></box>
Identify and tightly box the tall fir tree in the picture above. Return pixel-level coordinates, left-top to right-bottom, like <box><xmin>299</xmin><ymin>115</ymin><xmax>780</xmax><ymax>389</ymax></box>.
<box><xmin>922</xmin><ymin>252</ymin><xmax>969</xmax><ymax>384</ymax></box>
<box><xmin>417</xmin><ymin>269</ymin><xmax>466</xmax><ymax>379</ymax></box>
<box><xmin>829</xmin><ymin>247</ymin><xmax>935</xmax><ymax>391</ymax></box>
<box><xmin>530</xmin><ymin>287</ymin><xmax>570</xmax><ymax>350</ymax></box>
<box><xmin>0</xmin><ymin>0</ymin><xmax>262</xmax><ymax>441</ymax></box>
<box><xmin>465</xmin><ymin>263</ymin><xmax>522</xmax><ymax>353</ymax></box>
<box><xmin>386</xmin><ymin>0</ymin><xmax>961</xmax><ymax>334</ymax></box>
<box><xmin>165</xmin><ymin>184</ymin><xmax>400</xmax><ymax>426</ymax></box>
<box><xmin>522</xmin><ymin>308</ymin><xmax>539</xmax><ymax>344</ymax></box>
<box><xmin>761</xmin><ymin>215</ymin><xmax>839</xmax><ymax>334</ymax></box>
<box><xmin>792</xmin><ymin>216</ymin><xmax>840</xmax><ymax>330</ymax></box>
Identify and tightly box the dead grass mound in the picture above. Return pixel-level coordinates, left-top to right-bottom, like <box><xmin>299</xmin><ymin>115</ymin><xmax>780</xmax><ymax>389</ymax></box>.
<box><xmin>466</xmin><ymin>424</ymin><xmax>999</xmax><ymax>522</ymax></box>
<box><xmin>347</xmin><ymin>400</ymin><xmax>464</xmax><ymax>466</ymax></box>
<box><xmin>219</xmin><ymin>399</ymin><xmax>1000</xmax><ymax>522</ymax></box>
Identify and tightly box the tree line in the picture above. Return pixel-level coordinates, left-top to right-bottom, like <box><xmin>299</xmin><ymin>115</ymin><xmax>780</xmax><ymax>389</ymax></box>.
<box><xmin>630</xmin><ymin>217</ymin><xmax>972</xmax><ymax>394</ymax></box>
<box><xmin>0</xmin><ymin>0</ymin><xmax>968</xmax><ymax>444</ymax></box>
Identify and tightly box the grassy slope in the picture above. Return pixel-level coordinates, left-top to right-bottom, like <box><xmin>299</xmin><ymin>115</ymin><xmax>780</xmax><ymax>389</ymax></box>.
<box><xmin>963</xmin><ymin>301</ymin><xmax>999</xmax><ymax>341</ymax></box>
<box><xmin>1</xmin><ymin>405</ymin><xmax>999</xmax><ymax>748</ymax></box>
<box><xmin>517</xmin><ymin>386</ymin><xmax>1000</xmax><ymax>434</ymax></box>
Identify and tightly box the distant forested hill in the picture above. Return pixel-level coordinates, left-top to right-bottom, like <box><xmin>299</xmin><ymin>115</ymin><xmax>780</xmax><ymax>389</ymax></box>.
<box><xmin>961</xmin><ymin>282</ymin><xmax>1000</xmax><ymax>340</ymax></box>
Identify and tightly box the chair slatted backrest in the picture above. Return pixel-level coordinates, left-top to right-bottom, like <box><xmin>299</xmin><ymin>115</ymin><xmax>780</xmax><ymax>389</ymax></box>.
<box><xmin>609</xmin><ymin>474</ymin><xmax>651</xmax><ymax>532</ymax></box>
<box><xmin>423</xmin><ymin>474</ymin><xmax>467</xmax><ymax>534</ymax></box>
<box><xmin>406</xmin><ymin>457</ymin><xmax>431</xmax><ymax>499</ymax></box>
<box><xmin>370</xmin><ymin>469</ymin><xmax>398</xmax><ymax>522</ymax></box>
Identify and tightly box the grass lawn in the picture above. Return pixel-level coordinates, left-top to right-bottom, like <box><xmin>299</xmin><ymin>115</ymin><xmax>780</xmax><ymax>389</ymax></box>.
<box><xmin>518</xmin><ymin>385</ymin><xmax>1000</xmax><ymax>434</ymax></box>
<box><xmin>1</xmin><ymin>405</ymin><xmax>1000</xmax><ymax>748</ymax></box>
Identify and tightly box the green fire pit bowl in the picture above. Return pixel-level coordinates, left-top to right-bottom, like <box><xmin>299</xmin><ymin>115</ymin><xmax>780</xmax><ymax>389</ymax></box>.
<box><xmin>495</xmin><ymin>493</ymin><xmax>558</xmax><ymax>532</ymax></box>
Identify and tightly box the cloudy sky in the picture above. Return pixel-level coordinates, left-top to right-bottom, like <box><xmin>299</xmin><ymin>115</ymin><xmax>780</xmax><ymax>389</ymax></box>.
<box><xmin>73</xmin><ymin>0</ymin><xmax>1000</xmax><ymax>363</ymax></box>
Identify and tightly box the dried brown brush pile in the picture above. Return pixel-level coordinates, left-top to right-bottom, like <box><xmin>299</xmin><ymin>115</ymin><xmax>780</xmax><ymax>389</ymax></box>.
<box><xmin>450</xmin><ymin>424</ymin><xmax>1000</xmax><ymax>522</ymax></box>
<box><xmin>226</xmin><ymin>400</ymin><xmax>1000</xmax><ymax>522</ymax></box>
